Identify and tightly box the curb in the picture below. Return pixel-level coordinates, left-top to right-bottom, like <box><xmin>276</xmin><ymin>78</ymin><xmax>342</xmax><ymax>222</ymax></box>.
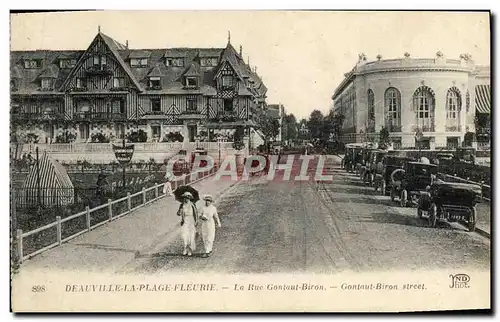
<box><xmin>475</xmin><ymin>226</ymin><xmax>490</xmax><ymax>239</ymax></box>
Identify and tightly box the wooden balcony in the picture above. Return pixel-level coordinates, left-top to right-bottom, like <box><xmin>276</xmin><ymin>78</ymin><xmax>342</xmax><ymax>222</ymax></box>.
<box><xmin>73</xmin><ymin>111</ymin><xmax>126</xmax><ymax>121</ymax></box>
<box><xmin>85</xmin><ymin>65</ymin><xmax>113</xmax><ymax>76</ymax></box>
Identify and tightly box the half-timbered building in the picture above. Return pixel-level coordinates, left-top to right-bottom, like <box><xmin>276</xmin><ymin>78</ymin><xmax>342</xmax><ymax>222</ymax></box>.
<box><xmin>10</xmin><ymin>30</ymin><xmax>268</xmax><ymax>145</ymax></box>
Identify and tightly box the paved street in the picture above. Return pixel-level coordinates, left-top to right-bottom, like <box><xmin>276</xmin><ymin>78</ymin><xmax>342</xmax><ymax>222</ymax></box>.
<box><xmin>16</xmin><ymin>155</ymin><xmax>490</xmax><ymax>276</ymax></box>
<box><xmin>119</xmin><ymin>155</ymin><xmax>490</xmax><ymax>274</ymax></box>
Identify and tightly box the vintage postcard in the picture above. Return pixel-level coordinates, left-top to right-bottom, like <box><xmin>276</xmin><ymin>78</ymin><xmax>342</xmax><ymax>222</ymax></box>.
<box><xmin>9</xmin><ymin>10</ymin><xmax>491</xmax><ymax>312</ymax></box>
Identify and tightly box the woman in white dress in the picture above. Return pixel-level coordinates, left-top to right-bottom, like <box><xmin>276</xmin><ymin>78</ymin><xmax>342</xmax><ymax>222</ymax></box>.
<box><xmin>163</xmin><ymin>172</ymin><xmax>173</xmax><ymax>196</ymax></box>
<box><xmin>199</xmin><ymin>195</ymin><xmax>221</xmax><ymax>258</ymax></box>
<box><xmin>177</xmin><ymin>192</ymin><xmax>198</xmax><ymax>256</ymax></box>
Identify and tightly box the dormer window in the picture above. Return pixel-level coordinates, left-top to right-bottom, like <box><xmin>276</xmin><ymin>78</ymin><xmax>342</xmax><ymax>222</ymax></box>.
<box><xmin>24</xmin><ymin>59</ymin><xmax>42</xmax><ymax>69</ymax></box>
<box><xmin>166</xmin><ymin>58</ymin><xmax>184</xmax><ymax>67</ymax></box>
<box><xmin>200</xmin><ymin>57</ymin><xmax>219</xmax><ymax>67</ymax></box>
<box><xmin>59</xmin><ymin>59</ymin><xmax>77</xmax><ymax>69</ymax></box>
<box><xmin>222</xmin><ymin>75</ymin><xmax>234</xmax><ymax>88</ymax></box>
<box><xmin>149</xmin><ymin>77</ymin><xmax>161</xmax><ymax>89</ymax></box>
<box><xmin>41</xmin><ymin>78</ymin><xmax>54</xmax><ymax>90</ymax></box>
<box><xmin>130</xmin><ymin>58</ymin><xmax>148</xmax><ymax>67</ymax></box>
<box><xmin>186</xmin><ymin>77</ymin><xmax>198</xmax><ymax>88</ymax></box>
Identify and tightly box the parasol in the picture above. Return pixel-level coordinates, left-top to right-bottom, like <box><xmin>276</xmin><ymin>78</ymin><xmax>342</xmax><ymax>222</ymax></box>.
<box><xmin>174</xmin><ymin>185</ymin><xmax>200</xmax><ymax>203</ymax></box>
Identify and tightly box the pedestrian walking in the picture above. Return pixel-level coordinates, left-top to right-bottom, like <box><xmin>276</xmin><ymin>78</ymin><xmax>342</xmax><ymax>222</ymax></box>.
<box><xmin>163</xmin><ymin>172</ymin><xmax>173</xmax><ymax>196</ymax></box>
<box><xmin>177</xmin><ymin>191</ymin><xmax>199</xmax><ymax>256</ymax></box>
<box><xmin>199</xmin><ymin>195</ymin><xmax>221</xmax><ymax>258</ymax></box>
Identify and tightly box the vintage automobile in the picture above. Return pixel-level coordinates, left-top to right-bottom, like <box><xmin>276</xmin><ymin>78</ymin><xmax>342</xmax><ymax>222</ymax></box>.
<box><xmin>364</xmin><ymin>149</ymin><xmax>388</xmax><ymax>186</ymax></box>
<box><xmin>342</xmin><ymin>143</ymin><xmax>363</xmax><ymax>172</ymax></box>
<box><xmin>359</xmin><ymin>148</ymin><xmax>377</xmax><ymax>181</ymax></box>
<box><xmin>373</xmin><ymin>155</ymin><xmax>413</xmax><ymax>196</ymax></box>
<box><xmin>390</xmin><ymin>161</ymin><xmax>438</xmax><ymax>207</ymax></box>
<box><xmin>417</xmin><ymin>181</ymin><xmax>482</xmax><ymax>232</ymax></box>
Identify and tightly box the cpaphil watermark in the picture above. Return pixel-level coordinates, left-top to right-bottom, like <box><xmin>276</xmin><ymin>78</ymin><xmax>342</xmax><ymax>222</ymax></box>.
<box><xmin>165</xmin><ymin>154</ymin><xmax>339</xmax><ymax>182</ymax></box>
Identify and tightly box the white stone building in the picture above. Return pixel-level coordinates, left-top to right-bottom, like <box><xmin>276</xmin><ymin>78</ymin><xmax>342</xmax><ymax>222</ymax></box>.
<box><xmin>332</xmin><ymin>52</ymin><xmax>491</xmax><ymax>149</ymax></box>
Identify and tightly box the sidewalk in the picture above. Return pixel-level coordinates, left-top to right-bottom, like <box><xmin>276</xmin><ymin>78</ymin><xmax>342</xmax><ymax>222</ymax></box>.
<box><xmin>17</xmin><ymin>176</ymin><xmax>240</xmax><ymax>274</ymax></box>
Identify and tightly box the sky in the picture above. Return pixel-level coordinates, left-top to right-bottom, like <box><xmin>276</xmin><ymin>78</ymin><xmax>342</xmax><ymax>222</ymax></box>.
<box><xmin>10</xmin><ymin>11</ymin><xmax>490</xmax><ymax>120</ymax></box>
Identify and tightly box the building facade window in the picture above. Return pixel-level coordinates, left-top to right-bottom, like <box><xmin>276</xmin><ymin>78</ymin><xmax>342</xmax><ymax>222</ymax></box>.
<box><xmin>413</xmin><ymin>86</ymin><xmax>435</xmax><ymax>132</ymax></box>
<box><xmin>222</xmin><ymin>75</ymin><xmax>234</xmax><ymax>88</ymax></box>
<box><xmin>24</xmin><ymin>59</ymin><xmax>42</xmax><ymax>69</ymax></box>
<box><xmin>41</xmin><ymin>78</ymin><xmax>54</xmax><ymax>90</ymax></box>
<box><xmin>384</xmin><ymin>87</ymin><xmax>401</xmax><ymax>132</ymax></box>
<box><xmin>223</xmin><ymin>99</ymin><xmax>233</xmax><ymax>113</ymax></box>
<box><xmin>149</xmin><ymin>77</ymin><xmax>161</xmax><ymax>89</ymax></box>
<box><xmin>187</xmin><ymin>99</ymin><xmax>197</xmax><ymax>112</ymax></box>
<box><xmin>201</xmin><ymin>57</ymin><xmax>218</xmax><ymax>67</ymax></box>
<box><xmin>76</xmin><ymin>77</ymin><xmax>87</xmax><ymax>89</ymax></box>
<box><xmin>446</xmin><ymin>87</ymin><xmax>461</xmax><ymax>132</ymax></box>
<box><xmin>130</xmin><ymin>58</ymin><xmax>148</xmax><ymax>67</ymax></box>
<box><xmin>111</xmin><ymin>100</ymin><xmax>125</xmax><ymax>114</ymax></box>
<box><xmin>113</xmin><ymin>77</ymin><xmax>125</xmax><ymax>88</ymax></box>
<box><xmin>93</xmin><ymin>55</ymin><xmax>107</xmax><ymax>66</ymax></box>
<box><xmin>186</xmin><ymin>77</ymin><xmax>198</xmax><ymax>88</ymax></box>
<box><xmin>59</xmin><ymin>59</ymin><xmax>77</xmax><ymax>69</ymax></box>
<box><xmin>151</xmin><ymin>98</ymin><xmax>161</xmax><ymax>112</ymax></box>
<box><xmin>367</xmin><ymin>89</ymin><xmax>375</xmax><ymax>132</ymax></box>
<box><xmin>166</xmin><ymin>57</ymin><xmax>184</xmax><ymax>67</ymax></box>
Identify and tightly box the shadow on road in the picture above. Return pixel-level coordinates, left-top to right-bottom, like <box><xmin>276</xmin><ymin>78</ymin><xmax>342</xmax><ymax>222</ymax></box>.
<box><xmin>361</xmin><ymin>212</ymin><xmax>459</xmax><ymax>231</ymax></box>
<box><xmin>329</xmin><ymin>196</ymin><xmax>397</xmax><ymax>207</ymax></box>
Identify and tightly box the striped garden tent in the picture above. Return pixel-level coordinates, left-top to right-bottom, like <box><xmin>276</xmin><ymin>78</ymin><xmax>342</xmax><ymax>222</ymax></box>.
<box><xmin>475</xmin><ymin>85</ymin><xmax>491</xmax><ymax>114</ymax></box>
<box><xmin>20</xmin><ymin>151</ymin><xmax>74</xmax><ymax>207</ymax></box>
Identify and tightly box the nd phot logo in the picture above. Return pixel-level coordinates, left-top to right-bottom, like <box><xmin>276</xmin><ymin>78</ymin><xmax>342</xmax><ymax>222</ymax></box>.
<box><xmin>449</xmin><ymin>274</ymin><xmax>470</xmax><ymax>289</ymax></box>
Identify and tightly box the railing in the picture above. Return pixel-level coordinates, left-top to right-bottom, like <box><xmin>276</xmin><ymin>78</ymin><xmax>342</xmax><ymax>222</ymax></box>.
<box><xmin>73</xmin><ymin>112</ymin><xmax>126</xmax><ymax>121</ymax></box>
<box><xmin>412</xmin><ymin>125</ymin><xmax>435</xmax><ymax>132</ymax></box>
<box><xmin>12</xmin><ymin>112</ymin><xmax>64</xmax><ymax>121</ymax></box>
<box><xmin>437</xmin><ymin>173</ymin><xmax>491</xmax><ymax>201</ymax></box>
<box><xmin>13</xmin><ymin>166</ymin><xmax>219</xmax><ymax>263</ymax></box>
<box><xmin>19</xmin><ymin>142</ymin><xmax>238</xmax><ymax>154</ymax></box>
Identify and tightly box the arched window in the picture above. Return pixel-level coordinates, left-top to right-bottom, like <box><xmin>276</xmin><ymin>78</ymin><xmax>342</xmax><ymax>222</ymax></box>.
<box><xmin>413</xmin><ymin>86</ymin><xmax>435</xmax><ymax>132</ymax></box>
<box><xmin>367</xmin><ymin>89</ymin><xmax>375</xmax><ymax>132</ymax></box>
<box><xmin>446</xmin><ymin>87</ymin><xmax>461</xmax><ymax>131</ymax></box>
<box><xmin>384</xmin><ymin>87</ymin><xmax>401</xmax><ymax>131</ymax></box>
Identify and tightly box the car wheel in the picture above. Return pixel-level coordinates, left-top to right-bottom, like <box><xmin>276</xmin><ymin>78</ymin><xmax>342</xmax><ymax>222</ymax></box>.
<box><xmin>468</xmin><ymin>206</ymin><xmax>476</xmax><ymax>232</ymax></box>
<box><xmin>400</xmin><ymin>189</ymin><xmax>408</xmax><ymax>207</ymax></box>
<box><xmin>428</xmin><ymin>203</ymin><xmax>437</xmax><ymax>228</ymax></box>
<box><xmin>381</xmin><ymin>181</ymin><xmax>386</xmax><ymax>196</ymax></box>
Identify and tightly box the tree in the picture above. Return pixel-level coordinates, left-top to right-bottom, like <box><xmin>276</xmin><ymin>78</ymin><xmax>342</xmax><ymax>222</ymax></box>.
<box><xmin>307</xmin><ymin>110</ymin><xmax>325</xmax><ymax>141</ymax></box>
<box><xmin>258</xmin><ymin>114</ymin><xmax>280</xmax><ymax>148</ymax></box>
<box><xmin>378</xmin><ymin>126</ymin><xmax>391</xmax><ymax>149</ymax></box>
<box><xmin>331</xmin><ymin>113</ymin><xmax>345</xmax><ymax>141</ymax></box>
<box><xmin>282</xmin><ymin>113</ymin><xmax>298</xmax><ymax>144</ymax></box>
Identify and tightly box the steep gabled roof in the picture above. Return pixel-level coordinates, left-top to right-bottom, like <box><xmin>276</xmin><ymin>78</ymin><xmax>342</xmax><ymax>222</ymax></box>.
<box><xmin>183</xmin><ymin>62</ymin><xmax>201</xmax><ymax>77</ymax></box>
<box><xmin>146</xmin><ymin>63</ymin><xmax>167</xmax><ymax>77</ymax></box>
<box><xmin>99</xmin><ymin>32</ymin><xmax>142</xmax><ymax>90</ymax></box>
<box><xmin>38</xmin><ymin>64</ymin><xmax>59</xmax><ymax>78</ymax></box>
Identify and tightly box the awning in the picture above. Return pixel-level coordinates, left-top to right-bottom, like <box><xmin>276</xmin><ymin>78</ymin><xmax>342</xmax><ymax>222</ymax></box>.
<box><xmin>475</xmin><ymin>85</ymin><xmax>490</xmax><ymax>114</ymax></box>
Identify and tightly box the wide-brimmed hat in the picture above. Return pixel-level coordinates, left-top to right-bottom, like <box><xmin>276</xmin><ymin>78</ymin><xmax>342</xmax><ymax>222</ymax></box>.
<box><xmin>182</xmin><ymin>192</ymin><xmax>193</xmax><ymax>199</ymax></box>
<box><xmin>203</xmin><ymin>195</ymin><xmax>214</xmax><ymax>202</ymax></box>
